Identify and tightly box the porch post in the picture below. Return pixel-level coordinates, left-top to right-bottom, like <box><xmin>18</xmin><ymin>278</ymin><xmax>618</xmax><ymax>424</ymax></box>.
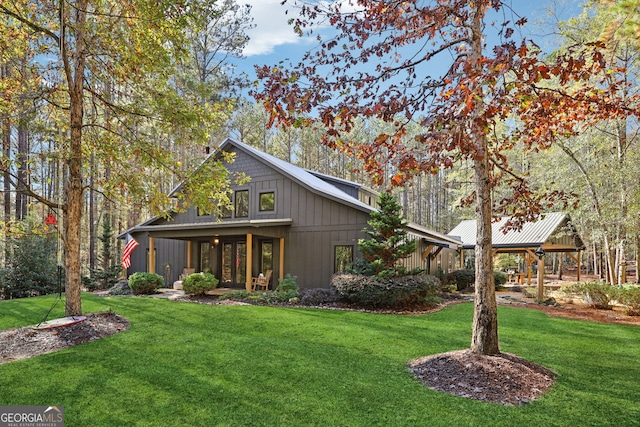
<box><xmin>149</xmin><ymin>236</ymin><xmax>156</xmax><ymax>273</ymax></box>
<box><xmin>279</xmin><ymin>237</ymin><xmax>285</xmax><ymax>284</ymax></box>
<box><xmin>537</xmin><ymin>255</ymin><xmax>545</xmax><ymax>301</ymax></box>
<box><xmin>187</xmin><ymin>241</ymin><xmax>193</xmax><ymax>269</ymax></box>
<box><xmin>246</xmin><ymin>233</ymin><xmax>253</xmax><ymax>292</ymax></box>
<box><xmin>577</xmin><ymin>250</ymin><xmax>581</xmax><ymax>282</ymax></box>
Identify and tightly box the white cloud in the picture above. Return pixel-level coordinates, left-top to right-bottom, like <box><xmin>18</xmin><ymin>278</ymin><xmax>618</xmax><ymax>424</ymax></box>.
<box><xmin>243</xmin><ymin>0</ymin><xmax>303</xmax><ymax>56</ymax></box>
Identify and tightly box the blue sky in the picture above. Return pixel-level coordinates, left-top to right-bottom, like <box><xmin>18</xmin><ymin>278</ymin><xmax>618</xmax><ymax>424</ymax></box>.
<box><xmin>234</xmin><ymin>0</ymin><xmax>584</xmax><ymax>82</ymax></box>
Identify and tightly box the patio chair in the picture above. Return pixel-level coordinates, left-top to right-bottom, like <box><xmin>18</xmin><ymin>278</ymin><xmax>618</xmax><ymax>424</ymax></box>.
<box><xmin>252</xmin><ymin>269</ymin><xmax>272</xmax><ymax>292</ymax></box>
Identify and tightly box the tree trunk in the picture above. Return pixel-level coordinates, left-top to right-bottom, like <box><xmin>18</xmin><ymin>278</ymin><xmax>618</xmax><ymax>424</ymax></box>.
<box><xmin>15</xmin><ymin>125</ymin><xmax>28</xmax><ymax>220</ymax></box>
<box><xmin>470</xmin><ymin>150</ymin><xmax>499</xmax><ymax>355</ymax></box>
<box><xmin>469</xmin><ymin>2</ymin><xmax>499</xmax><ymax>356</ymax></box>
<box><xmin>63</xmin><ymin>0</ymin><xmax>88</xmax><ymax>317</ymax></box>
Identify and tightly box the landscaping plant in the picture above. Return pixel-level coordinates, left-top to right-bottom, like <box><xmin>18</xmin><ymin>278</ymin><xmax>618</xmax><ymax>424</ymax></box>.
<box><xmin>127</xmin><ymin>272</ymin><xmax>164</xmax><ymax>295</ymax></box>
<box><xmin>182</xmin><ymin>273</ymin><xmax>219</xmax><ymax>295</ymax></box>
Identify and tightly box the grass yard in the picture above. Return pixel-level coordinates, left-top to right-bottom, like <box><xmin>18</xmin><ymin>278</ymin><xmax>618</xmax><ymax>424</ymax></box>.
<box><xmin>1</xmin><ymin>293</ymin><xmax>639</xmax><ymax>427</ymax></box>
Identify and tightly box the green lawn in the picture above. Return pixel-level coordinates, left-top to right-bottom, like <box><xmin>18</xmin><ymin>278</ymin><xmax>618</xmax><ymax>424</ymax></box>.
<box><xmin>1</xmin><ymin>294</ymin><xmax>639</xmax><ymax>427</ymax></box>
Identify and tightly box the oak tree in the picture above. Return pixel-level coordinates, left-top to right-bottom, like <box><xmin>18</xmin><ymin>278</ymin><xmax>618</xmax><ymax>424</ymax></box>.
<box><xmin>255</xmin><ymin>0</ymin><xmax>636</xmax><ymax>355</ymax></box>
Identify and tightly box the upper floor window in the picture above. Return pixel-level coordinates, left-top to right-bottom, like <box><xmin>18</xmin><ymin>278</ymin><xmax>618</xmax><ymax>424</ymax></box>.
<box><xmin>235</xmin><ymin>190</ymin><xmax>249</xmax><ymax>218</ymax></box>
<box><xmin>259</xmin><ymin>191</ymin><xmax>275</xmax><ymax>212</ymax></box>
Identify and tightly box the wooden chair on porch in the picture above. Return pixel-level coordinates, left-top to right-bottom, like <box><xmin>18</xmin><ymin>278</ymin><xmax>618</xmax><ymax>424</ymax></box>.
<box><xmin>252</xmin><ymin>270</ymin><xmax>272</xmax><ymax>292</ymax></box>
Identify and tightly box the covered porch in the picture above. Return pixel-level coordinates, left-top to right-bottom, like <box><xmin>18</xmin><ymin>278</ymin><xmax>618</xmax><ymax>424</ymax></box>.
<box><xmin>135</xmin><ymin>219</ymin><xmax>292</xmax><ymax>291</ymax></box>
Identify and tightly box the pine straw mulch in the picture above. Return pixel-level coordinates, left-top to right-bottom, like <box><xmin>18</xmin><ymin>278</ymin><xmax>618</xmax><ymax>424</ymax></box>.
<box><xmin>0</xmin><ymin>312</ymin><xmax>130</xmax><ymax>365</ymax></box>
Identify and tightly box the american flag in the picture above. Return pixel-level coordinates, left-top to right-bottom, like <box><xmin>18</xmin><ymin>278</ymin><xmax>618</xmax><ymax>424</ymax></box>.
<box><xmin>122</xmin><ymin>234</ymin><xmax>139</xmax><ymax>269</ymax></box>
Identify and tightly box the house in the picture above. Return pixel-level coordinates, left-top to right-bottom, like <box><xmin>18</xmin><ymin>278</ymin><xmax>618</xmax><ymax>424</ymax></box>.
<box><xmin>120</xmin><ymin>138</ymin><xmax>462</xmax><ymax>290</ymax></box>
<box><xmin>448</xmin><ymin>212</ymin><xmax>586</xmax><ymax>284</ymax></box>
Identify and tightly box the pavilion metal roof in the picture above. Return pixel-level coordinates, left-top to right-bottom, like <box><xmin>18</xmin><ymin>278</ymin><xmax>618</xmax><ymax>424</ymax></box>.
<box><xmin>447</xmin><ymin>212</ymin><xmax>584</xmax><ymax>251</ymax></box>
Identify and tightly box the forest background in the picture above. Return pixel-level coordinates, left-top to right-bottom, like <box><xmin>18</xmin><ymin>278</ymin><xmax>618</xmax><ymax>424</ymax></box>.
<box><xmin>0</xmin><ymin>0</ymin><xmax>638</xmax><ymax>303</ymax></box>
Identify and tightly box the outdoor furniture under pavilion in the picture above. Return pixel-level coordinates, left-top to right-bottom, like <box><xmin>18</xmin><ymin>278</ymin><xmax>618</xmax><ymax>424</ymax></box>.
<box><xmin>252</xmin><ymin>270</ymin><xmax>272</xmax><ymax>292</ymax></box>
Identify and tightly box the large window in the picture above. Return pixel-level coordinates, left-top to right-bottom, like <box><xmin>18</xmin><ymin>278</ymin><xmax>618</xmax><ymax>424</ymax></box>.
<box><xmin>235</xmin><ymin>190</ymin><xmax>249</xmax><ymax>217</ymax></box>
<box><xmin>259</xmin><ymin>191</ymin><xmax>275</xmax><ymax>211</ymax></box>
<box><xmin>334</xmin><ymin>245</ymin><xmax>353</xmax><ymax>273</ymax></box>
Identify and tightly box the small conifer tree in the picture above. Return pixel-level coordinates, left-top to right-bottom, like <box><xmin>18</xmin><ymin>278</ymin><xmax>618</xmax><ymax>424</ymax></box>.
<box><xmin>358</xmin><ymin>192</ymin><xmax>417</xmax><ymax>277</ymax></box>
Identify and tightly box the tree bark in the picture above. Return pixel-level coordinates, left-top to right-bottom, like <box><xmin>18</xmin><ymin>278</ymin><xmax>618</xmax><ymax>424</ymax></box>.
<box><xmin>62</xmin><ymin>0</ymin><xmax>88</xmax><ymax>317</ymax></box>
<box><xmin>470</xmin><ymin>147</ymin><xmax>499</xmax><ymax>355</ymax></box>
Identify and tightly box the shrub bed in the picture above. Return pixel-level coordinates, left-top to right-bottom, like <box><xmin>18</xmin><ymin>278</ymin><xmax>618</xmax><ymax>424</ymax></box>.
<box><xmin>331</xmin><ymin>273</ymin><xmax>443</xmax><ymax>308</ymax></box>
<box><xmin>128</xmin><ymin>272</ymin><xmax>164</xmax><ymax>295</ymax></box>
<box><xmin>183</xmin><ymin>273</ymin><xmax>219</xmax><ymax>295</ymax></box>
<box><xmin>561</xmin><ymin>281</ymin><xmax>613</xmax><ymax>309</ymax></box>
<box><xmin>611</xmin><ymin>285</ymin><xmax>640</xmax><ymax>316</ymax></box>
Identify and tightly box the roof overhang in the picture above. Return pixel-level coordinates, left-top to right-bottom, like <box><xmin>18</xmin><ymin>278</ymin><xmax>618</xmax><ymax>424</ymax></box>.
<box><xmin>126</xmin><ymin>218</ymin><xmax>293</xmax><ymax>239</ymax></box>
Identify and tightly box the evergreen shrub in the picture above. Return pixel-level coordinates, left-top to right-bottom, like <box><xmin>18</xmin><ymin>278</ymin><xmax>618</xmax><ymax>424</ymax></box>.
<box><xmin>0</xmin><ymin>230</ymin><xmax>59</xmax><ymax>299</ymax></box>
<box><xmin>444</xmin><ymin>269</ymin><xmax>508</xmax><ymax>291</ymax></box>
<box><xmin>128</xmin><ymin>272</ymin><xmax>164</xmax><ymax>295</ymax></box>
<box><xmin>182</xmin><ymin>272</ymin><xmax>219</xmax><ymax>295</ymax></box>
<box><xmin>331</xmin><ymin>273</ymin><xmax>442</xmax><ymax>307</ymax></box>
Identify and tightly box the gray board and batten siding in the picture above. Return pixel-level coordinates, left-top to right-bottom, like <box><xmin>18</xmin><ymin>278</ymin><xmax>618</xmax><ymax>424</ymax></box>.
<box><xmin>121</xmin><ymin>138</ymin><xmax>461</xmax><ymax>289</ymax></box>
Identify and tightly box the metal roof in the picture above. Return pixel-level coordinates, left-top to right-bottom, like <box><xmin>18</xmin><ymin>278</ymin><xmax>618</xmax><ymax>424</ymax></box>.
<box><xmin>123</xmin><ymin>137</ymin><xmax>460</xmax><ymax>248</ymax></box>
<box><xmin>221</xmin><ymin>138</ymin><xmax>375</xmax><ymax>213</ymax></box>
<box><xmin>448</xmin><ymin>212</ymin><xmax>579</xmax><ymax>250</ymax></box>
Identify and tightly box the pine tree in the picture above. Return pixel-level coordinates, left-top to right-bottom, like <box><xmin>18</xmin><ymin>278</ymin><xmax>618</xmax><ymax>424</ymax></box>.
<box><xmin>358</xmin><ymin>192</ymin><xmax>417</xmax><ymax>277</ymax></box>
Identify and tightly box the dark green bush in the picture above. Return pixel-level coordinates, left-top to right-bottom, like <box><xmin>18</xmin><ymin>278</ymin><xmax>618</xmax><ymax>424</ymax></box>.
<box><xmin>494</xmin><ymin>271</ymin><xmax>507</xmax><ymax>289</ymax></box>
<box><xmin>444</xmin><ymin>269</ymin><xmax>475</xmax><ymax>291</ymax></box>
<box><xmin>331</xmin><ymin>273</ymin><xmax>443</xmax><ymax>308</ymax></box>
<box><xmin>444</xmin><ymin>269</ymin><xmax>507</xmax><ymax>291</ymax></box>
<box><xmin>299</xmin><ymin>288</ymin><xmax>340</xmax><ymax>306</ymax></box>
<box><xmin>183</xmin><ymin>272</ymin><xmax>219</xmax><ymax>295</ymax></box>
<box><xmin>561</xmin><ymin>281</ymin><xmax>613</xmax><ymax>309</ymax></box>
<box><xmin>0</xmin><ymin>231</ymin><xmax>60</xmax><ymax>300</ymax></box>
<box><xmin>128</xmin><ymin>272</ymin><xmax>163</xmax><ymax>295</ymax></box>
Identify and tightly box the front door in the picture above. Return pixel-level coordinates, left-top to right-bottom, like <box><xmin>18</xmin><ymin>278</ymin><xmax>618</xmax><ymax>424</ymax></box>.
<box><xmin>221</xmin><ymin>240</ymin><xmax>246</xmax><ymax>288</ymax></box>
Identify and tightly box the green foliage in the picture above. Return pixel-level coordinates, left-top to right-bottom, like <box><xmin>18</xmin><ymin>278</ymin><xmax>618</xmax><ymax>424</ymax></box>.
<box><xmin>331</xmin><ymin>273</ymin><xmax>443</xmax><ymax>308</ymax></box>
<box><xmin>562</xmin><ymin>281</ymin><xmax>613</xmax><ymax>309</ymax></box>
<box><xmin>127</xmin><ymin>272</ymin><xmax>163</xmax><ymax>295</ymax></box>
<box><xmin>84</xmin><ymin>219</ymin><xmax>121</xmax><ymax>291</ymax></box>
<box><xmin>494</xmin><ymin>271</ymin><xmax>507</xmax><ymax>289</ymax></box>
<box><xmin>444</xmin><ymin>269</ymin><xmax>476</xmax><ymax>291</ymax></box>
<box><xmin>495</xmin><ymin>254</ymin><xmax>519</xmax><ymax>271</ymax></box>
<box><xmin>444</xmin><ymin>269</ymin><xmax>506</xmax><ymax>291</ymax></box>
<box><xmin>276</xmin><ymin>274</ymin><xmax>299</xmax><ymax>292</ymax></box>
<box><xmin>0</xmin><ymin>228</ymin><xmax>60</xmax><ymax>299</ymax></box>
<box><xmin>358</xmin><ymin>192</ymin><xmax>417</xmax><ymax>277</ymax></box>
<box><xmin>612</xmin><ymin>286</ymin><xmax>640</xmax><ymax>316</ymax></box>
<box><xmin>182</xmin><ymin>273</ymin><xmax>219</xmax><ymax>295</ymax></box>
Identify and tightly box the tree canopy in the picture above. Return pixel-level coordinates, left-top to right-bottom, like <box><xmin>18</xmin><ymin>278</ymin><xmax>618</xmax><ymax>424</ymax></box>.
<box><xmin>255</xmin><ymin>0</ymin><xmax>639</xmax><ymax>355</ymax></box>
<box><xmin>0</xmin><ymin>0</ymin><xmax>247</xmax><ymax>315</ymax></box>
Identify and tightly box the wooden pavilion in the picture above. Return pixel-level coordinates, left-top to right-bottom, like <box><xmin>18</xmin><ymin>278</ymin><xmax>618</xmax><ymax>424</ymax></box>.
<box><xmin>448</xmin><ymin>212</ymin><xmax>586</xmax><ymax>286</ymax></box>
